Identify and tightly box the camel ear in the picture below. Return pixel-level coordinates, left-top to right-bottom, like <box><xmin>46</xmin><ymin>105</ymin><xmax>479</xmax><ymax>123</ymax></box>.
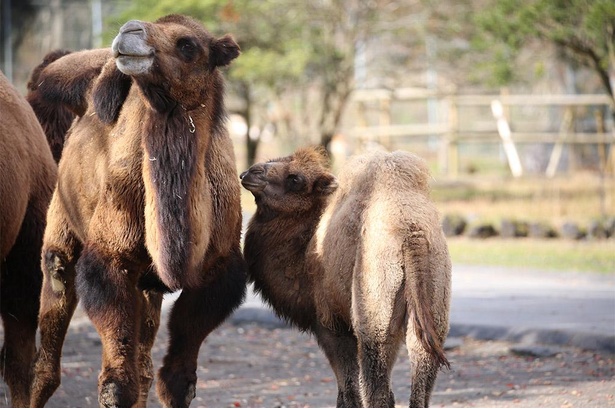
<box><xmin>315</xmin><ymin>174</ymin><xmax>338</xmax><ymax>196</ymax></box>
<box><xmin>93</xmin><ymin>59</ymin><xmax>132</xmax><ymax>124</ymax></box>
<box><xmin>210</xmin><ymin>34</ymin><xmax>240</xmax><ymax>68</ymax></box>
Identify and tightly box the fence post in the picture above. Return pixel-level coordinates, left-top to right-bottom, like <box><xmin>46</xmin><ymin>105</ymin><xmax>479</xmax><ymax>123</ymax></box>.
<box><xmin>446</xmin><ymin>95</ymin><xmax>459</xmax><ymax>177</ymax></box>
<box><xmin>379</xmin><ymin>97</ymin><xmax>391</xmax><ymax>149</ymax></box>
<box><xmin>546</xmin><ymin>107</ymin><xmax>574</xmax><ymax>177</ymax></box>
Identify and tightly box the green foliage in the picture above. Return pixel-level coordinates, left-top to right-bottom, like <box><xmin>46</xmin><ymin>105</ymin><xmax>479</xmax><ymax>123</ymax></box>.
<box><xmin>104</xmin><ymin>0</ymin><xmax>311</xmax><ymax>90</ymax></box>
<box><xmin>474</xmin><ymin>0</ymin><xmax>615</xmax><ymax>95</ymax></box>
<box><xmin>104</xmin><ymin>0</ymin><xmax>220</xmax><ymax>44</ymax></box>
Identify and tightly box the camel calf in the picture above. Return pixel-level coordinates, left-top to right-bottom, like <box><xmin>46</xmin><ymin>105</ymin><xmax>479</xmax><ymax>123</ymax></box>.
<box><xmin>241</xmin><ymin>147</ymin><xmax>451</xmax><ymax>407</ymax></box>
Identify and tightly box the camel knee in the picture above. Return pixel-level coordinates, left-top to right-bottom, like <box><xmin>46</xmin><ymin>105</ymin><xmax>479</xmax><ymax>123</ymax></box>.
<box><xmin>42</xmin><ymin>250</ymin><xmax>75</xmax><ymax>294</ymax></box>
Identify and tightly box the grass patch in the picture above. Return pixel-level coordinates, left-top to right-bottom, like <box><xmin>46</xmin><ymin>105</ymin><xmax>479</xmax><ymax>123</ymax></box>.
<box><xmin>448</xmin><ymin>237</ymin><xmax>615</xmax><ymax>274</ymax></box>
<box><xmin>432</xmin><ymin>173</ymin><xmax>614</xmax><ymax>227</ymax></box>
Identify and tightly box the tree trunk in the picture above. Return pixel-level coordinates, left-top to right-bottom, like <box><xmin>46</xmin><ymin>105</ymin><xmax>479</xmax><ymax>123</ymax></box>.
<box><xmin>247</xmin><ymin>137</ymin><xmax>259</xmax><ymax>167</ymax></box>
<box><xmin>318</xmin><ymin>75</ymin><xmax>352</xmax><ymax>153</ymax></box>
<box><xmin>238</xmin><ymin>82</ymin><xmax>260</xmax><ymax>167</ymax></box>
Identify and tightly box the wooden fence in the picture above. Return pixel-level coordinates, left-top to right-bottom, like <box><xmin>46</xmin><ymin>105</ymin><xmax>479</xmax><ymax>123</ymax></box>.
<box><xmin>345</xmin><ymin>89</ymin><xmax>614</xmax><ymax>177</ymax></box>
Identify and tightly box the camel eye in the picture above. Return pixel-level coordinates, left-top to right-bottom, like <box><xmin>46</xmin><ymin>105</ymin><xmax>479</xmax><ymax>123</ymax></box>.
<box><xmin>176</xmin><ymin>37</ymin><xmax>199</xmax><ymax>61</ymax></box>
<box><xmin>286</xmin><ymin>174</ymin><xmax>305</xmax><ymax>192</ymax></box>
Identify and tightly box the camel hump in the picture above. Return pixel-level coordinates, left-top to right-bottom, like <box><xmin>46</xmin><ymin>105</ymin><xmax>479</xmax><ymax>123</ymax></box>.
<box><xmin>34</xmin><ymin>48</ymin><xmax>113</xmax><ymax>117</ymax></box>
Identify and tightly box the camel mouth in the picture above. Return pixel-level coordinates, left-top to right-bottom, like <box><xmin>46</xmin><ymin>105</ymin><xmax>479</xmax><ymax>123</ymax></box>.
<box><xmin>115</xmin><ymin>54</ymin><xmax>154</xmax><ymax>76</ymax></box>
<box><xmin>114</xmin><ymin>50</ymin><xmax>153</xmax><ymax>59</ymax></box>
<box><xmin>240</xmin><ymin>180</ymin><xmax>266</xmax><ymax>192</ymax></box>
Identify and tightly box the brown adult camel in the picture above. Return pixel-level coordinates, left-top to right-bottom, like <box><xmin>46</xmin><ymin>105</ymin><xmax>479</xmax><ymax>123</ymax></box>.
<box><xmin>29</xmin><ymin>14</ymin><xmax>246</xmax><ymax>408</ymax></box>
<box><xmin>0</xmin><ymin>71</ymin><xmax>57</xmax><ymax>407</ymax></box>
<box><xmin>241</xmin><ymin>147</ymin><xmax>451</xmax><ymax>407</ymax></box>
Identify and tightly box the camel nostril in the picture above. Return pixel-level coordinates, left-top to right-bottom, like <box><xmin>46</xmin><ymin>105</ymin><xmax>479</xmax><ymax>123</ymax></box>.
<box><xmin>120</xmin><ymin>20</ymin><xmax>147</xmax><ymax>36</ymax></box>
<box><xmin>239</xmin><ymin>171</ymin><xmax>248</xmax><ymax>179</ymax></box>
<box><xmin>127</xmin><ymin>29</ymin><xmax>145</xmax><ymax>36</ymax></box>
<box><xmin>249</xmin><ymin>166</ymin><xmax>264</xmax><ymax>175</ymax></box>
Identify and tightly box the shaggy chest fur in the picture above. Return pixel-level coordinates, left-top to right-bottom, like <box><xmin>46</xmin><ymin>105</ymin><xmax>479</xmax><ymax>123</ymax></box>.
<box><xmin>56</xmin><ymin>92</ymin><xmax>221</xmax><ymax>288</ymax></box>
<box><xmin>141</xmin><ymin>106</ymin><xmax>210</xmax><ymax>289</ymax></box>
<box><xmin>244</xmin><ymin>217</ymin><xmax>319</xmax><ymax>331</ymax></box>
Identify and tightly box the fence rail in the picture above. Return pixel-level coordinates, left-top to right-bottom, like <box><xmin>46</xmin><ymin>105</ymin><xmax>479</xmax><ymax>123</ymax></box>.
<box><xmin>345</xmin><ymin>89</ymin><xmax>615</xmax><ymax>177</ymax></box>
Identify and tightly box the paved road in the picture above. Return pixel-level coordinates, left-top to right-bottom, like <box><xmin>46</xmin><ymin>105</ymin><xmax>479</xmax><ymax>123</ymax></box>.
<box><xmin>233</xmin><ymin>263</ymin><xmax>615</xmax><ymax>353</ymax></box>
<box><xmin>448</xmin><ymin>264</ymin><xmax>615</xmax><ymax>352</ymax></box>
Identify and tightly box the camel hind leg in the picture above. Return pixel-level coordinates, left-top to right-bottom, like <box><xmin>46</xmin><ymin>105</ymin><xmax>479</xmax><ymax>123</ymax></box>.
<box><xmin>406</xmin><ymin>333</ymin><xmax>440</xmax><ymax>408</ymax></box>
<box><xmin>353</xmin><ymin>316</ymin><xmax>404</xmax><ymax>407</ymax></box>
<box><xmin>0</xmin><ymin>203</ymin><xmax>46</xmax><ymax>407</ymax></box>
<box><xmin>403</xmin><ymin>227</ymin><xmax>451</xmax><ymax>408</ymax></box>
<box><xmin>352</xmin><ymin>251</ymin><xmax>406</xmax><ymax>407</ymax></box>
<box><xmin>30</xmin><ymin>195</ymin><xmax>81</xmax><ymax>408</ymax></box>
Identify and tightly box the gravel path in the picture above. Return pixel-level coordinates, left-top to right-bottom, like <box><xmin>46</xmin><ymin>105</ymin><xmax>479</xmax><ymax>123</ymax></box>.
<box><xmin>2</xmin><ymin>308</ymin><xmax>612</xmax><ymax>408</ymax></box>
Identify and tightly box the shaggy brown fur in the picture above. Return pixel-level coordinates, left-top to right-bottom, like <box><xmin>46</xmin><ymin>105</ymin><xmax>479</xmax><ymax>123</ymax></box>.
<box><xmin>29</xmin><ymin>14</ymin><xmax>246</xmax><ymax>408</ymax></box>
<box><xmin>242</xmin><ymin>147</ymin><xmax>451</xmax><ymax>408</ymax></box>
<box><xmin>26</xmin><ymin>49</ymin><xmax>75</xmax><ymax>163</ymax></box>
<box><xmin>0</xmin><ymin>71</ymin><xmax>57</xmax><ymax>407</ymax></box>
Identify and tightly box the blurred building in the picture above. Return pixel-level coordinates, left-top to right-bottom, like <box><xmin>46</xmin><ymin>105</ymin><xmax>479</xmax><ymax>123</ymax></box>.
<box><xmin>1</xmin><ymin>0</ymin><xmax>129</xmax><ymax>92</ymax></box>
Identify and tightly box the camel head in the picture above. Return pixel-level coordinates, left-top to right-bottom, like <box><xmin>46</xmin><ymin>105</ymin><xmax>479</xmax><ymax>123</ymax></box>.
<box><xmin>241</xmin><ymin>146</ymin><xmax>338</xmax><ymax>215</ymax></box>
<box><xmin>95</xmin><ymin>14</ymin><xmax>240</xmax><ymax>119</ymax></box>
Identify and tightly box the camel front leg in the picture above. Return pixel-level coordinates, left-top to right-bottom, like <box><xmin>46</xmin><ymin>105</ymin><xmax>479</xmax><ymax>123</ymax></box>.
<box><xmin>157</xmin><ymin>250</ymin><xmax>246</xmax><ymax>407</ymax></box>
<box><xmin>31</xmin><ymin>195</ymin><xmax>81</xmax><ymax>408</ymax></box>
<box><xmin>30</xmin><ymin>251</ymin><xmax>79</xmax><ymax>407</ymax></box>
<box><xmin>313</xmin><ymin>325</ymin><xmax>362</xmax><ymax>408</ymax></box>
<box><xmin>76</xmin><ymin>245</ymin><xmax>142</xmax><ymax>408</ymax></box>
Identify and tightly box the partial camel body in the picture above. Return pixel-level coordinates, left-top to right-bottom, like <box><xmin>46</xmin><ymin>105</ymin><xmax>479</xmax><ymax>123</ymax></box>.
<box><xmin>26</xmin><ymin>49</ymin><xmax>74</xmax><ymax>163</ymax></box>
<box><xmin>29</xmin><ymin>14</ymin><xmax>246</xmax><ymax>408</ymax></box>
<box><xmin>241</xmin><ymin>147</ymin><xmax>451</xmax><ymax>407</ymax></box>
<box><xmin>0</xmin><ymin>71</ymin><xmax>57</xmax><ymax>407</ymax></box>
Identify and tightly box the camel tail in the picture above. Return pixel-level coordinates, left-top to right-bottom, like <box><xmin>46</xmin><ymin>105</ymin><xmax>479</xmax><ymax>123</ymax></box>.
<box><xmin>403</xmin><ymin>226</ymin><xmax>450</xmax><ymax>369</ymax></box>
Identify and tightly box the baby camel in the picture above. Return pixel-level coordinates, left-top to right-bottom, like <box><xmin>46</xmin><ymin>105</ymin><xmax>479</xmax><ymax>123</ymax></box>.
<box><xmin>241</xmin><ymin>147</ymin><xmax>451</xmax><ymax>407</ymax></box>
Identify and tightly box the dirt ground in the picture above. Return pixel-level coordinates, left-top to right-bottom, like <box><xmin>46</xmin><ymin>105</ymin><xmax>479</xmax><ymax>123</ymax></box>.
<box><xmin>1</xmin><ymin>309</ymin><xmax>613</xmax><ymax>408</ymax></box>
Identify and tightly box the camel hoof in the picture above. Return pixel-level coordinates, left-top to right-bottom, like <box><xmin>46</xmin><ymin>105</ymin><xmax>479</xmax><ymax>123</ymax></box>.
<box><xmin>99</xmin><ymin>381</ymin><xmax>135</xmax><ymax>408</ymax></box>
<box><xmin>99</xmin><ymin>382</ymin><xmax>120</xmax><ymax>407</ymax></box>
<box><xmin>184</xmin><ymin>382</ymin><xmax>196</xmax><ymax>407</ymax></box>
<box><xmin>157</xmin><ymin>365</ymin><xmax>197</xmax><ymax>407</ymax></box>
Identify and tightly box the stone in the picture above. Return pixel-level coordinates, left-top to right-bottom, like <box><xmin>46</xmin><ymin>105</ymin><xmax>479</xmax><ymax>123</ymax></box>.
<box><xmin>587</xmin><ymin>220</ymin><xmax>607</xmax><ymax>240</ymax></box>
<box><xmin>500</xmin><ymin>219</ymin><xmax>529</xmax><ymax>238</ymax></box>
<box><xmin>561</xmin><ymin>222</ymin><xmax>586</xmax><ymax>240</ymax></box>
<box><xmin>467</xmin><ymin>223</ymin><xmax>498</xmax><ymax>239</ymax></box>
<box><xmin>442</xmin><ymin>214</ymin><xmax>467</xmax><ymax>237</ymax></box>
<box><xmin>528</xmin><ymin>222</ymin><xmax>558</xmax><ymax>239</ymax></box>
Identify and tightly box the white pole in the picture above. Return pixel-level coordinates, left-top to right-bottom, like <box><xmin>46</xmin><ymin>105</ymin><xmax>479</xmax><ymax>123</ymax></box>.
<box><xmin>491</xmin><ymin>99</ymin><xmax>523</xmax><ymax>178</ymax></box>
<box><xmin>91</xmin><ymin>0</ymin><xmax>103</xmax><ymax>48</ymax></box>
